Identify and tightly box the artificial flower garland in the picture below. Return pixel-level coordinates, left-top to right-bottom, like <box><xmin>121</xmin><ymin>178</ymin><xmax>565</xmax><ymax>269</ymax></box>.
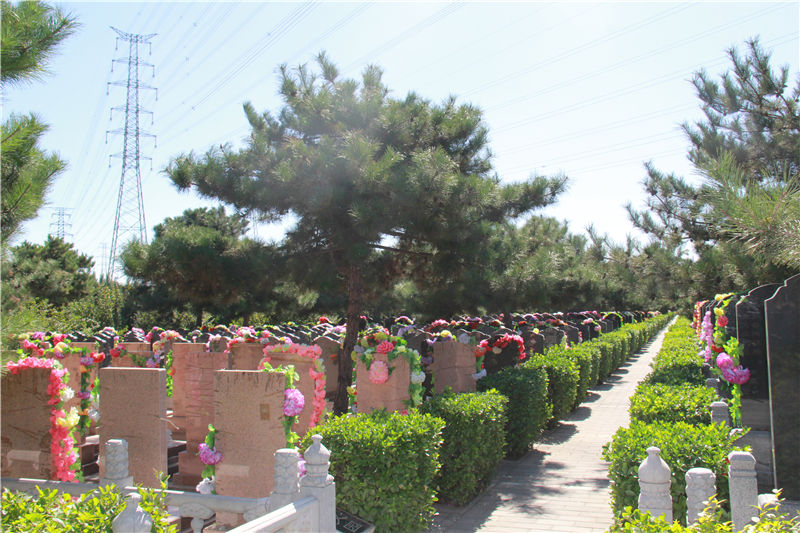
<box><xmin>353</xmin><ymin>329</ymin><xmax>425</xmax><ymax>408</ymax></box>
<box><xmin>260</xmin><ymin>362</ymin><xmax>305</xmax><ymax>448</ymax></box>
<box><xmin>196</xmin><ymin>424</ymin><xmax>221</xmax><ymax>494</ymax></box>
<box><xmin>261</xmin><ymin>341</ymin><xmax>327</xmax><ymax>428</ymax></box>
<box><xmin>5</xmin><ymin>357</ymin><xmax>81</xmax><ymax>482</ymax></box>
<box><xmin>697</xmin><ymin>294</ymin><xmax>750</xmax><ymax>426</ymax></box>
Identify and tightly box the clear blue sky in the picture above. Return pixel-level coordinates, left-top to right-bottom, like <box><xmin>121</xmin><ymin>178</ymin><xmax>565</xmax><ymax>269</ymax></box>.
<box><xmin>6</xmin><ymin>1</ymin><xmax>799</xmax><ymax>276</ymax></box>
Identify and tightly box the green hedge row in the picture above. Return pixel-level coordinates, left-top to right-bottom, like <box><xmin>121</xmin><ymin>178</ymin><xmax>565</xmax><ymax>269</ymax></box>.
<box><xmin>420</xmin><ymin>390</ymin><xmax>508</xmax><ymax>505</ymax></box>
<box><xmin>604</xmin><ymin>318</ymin><xmax>745</xmax><ymax>526</ymax></box>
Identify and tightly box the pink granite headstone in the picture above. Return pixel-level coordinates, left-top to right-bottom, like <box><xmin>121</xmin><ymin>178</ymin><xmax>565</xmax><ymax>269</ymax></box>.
<box><xmin>355</xmin><ymin>352</ymin><xmax>411</xmax><ymax>413</ymax></box>
<box><xmin>263</xmin><ymin>349</ymin><xmax>319</xmax><ymax>435</ymax></box>
<box><xmin>313</xmin><ymin>336</ymin><xmax>341</xmax><ymax>398</ymax></box>
<box><xmin>229</xmin><ymin>343</ymin><xmax>266</xmax><ymax>370</ymax></box>
<box><xmin>114</xmin><ymin>342</ymin><xmax>151</xmax><ymax>368</ymax></box>
<box><xmin>1</xmin><ymin>368</ymin><xmax>53</xmax><ymax>479</ymax></box>
<box><xmin>173</xmin><ymin>347</ymin><xmax>228</xmax><ymax>488</ymax></box>
<box><xmin>169</xmin><ymin>343</ymin><xmax>208</xmax><ymax>441</ymax></box>
<box><xmin>98</xmin><ymin>367</ymin><xmax>167</xmax><ymax>488</ymax></box>
<box><xmin>214</xmin><ymin>370</ymin><xmax>287</xmax><ymax>528</ymax></box>
<box><xmin>431</xmin><ymin>341</ymin><xmax>477</xmax><ymax>394</ymax></box>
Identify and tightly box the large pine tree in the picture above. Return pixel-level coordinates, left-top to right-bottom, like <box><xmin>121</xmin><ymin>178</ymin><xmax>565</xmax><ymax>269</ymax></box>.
<box><xmin>167</xmin><ymin>54</ymin><xmax>565</xmax><ymax>413</ymax></box>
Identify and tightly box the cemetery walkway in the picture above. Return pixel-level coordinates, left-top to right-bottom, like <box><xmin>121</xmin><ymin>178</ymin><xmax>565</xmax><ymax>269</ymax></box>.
<box><xmin>427</xmin><ymin>320</ymin><xmax>675</xmax><ymax>533</ymax></box>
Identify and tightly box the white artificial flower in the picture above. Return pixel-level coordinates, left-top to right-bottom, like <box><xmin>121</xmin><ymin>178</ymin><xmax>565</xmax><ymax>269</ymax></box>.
<box><xmin>457</xmin><ymin>333</ymin><xmax>470</xmax><ymax>344</ymax></box>
<box><xmin>196</xmin><ymin>476</ymin><xmax>215</xmax><ymax>495</ymax></box>
<box><xmin>410</xmin><ymin>370</ymin><xmax>426</xmax><ymax>384</ymax></box>
<box><xmin>88</xmin><ymin>408</ymin><xmax>100</xmax><ymax>422</ymax></box>
<box><xmin>472</xmin><ymin>369</ymin><xmax>487</xmax><ymax>381</ymax></box>
<box><xmin>59</xmin><ymin>387</ymin><xmax>75</xmax><ymax>402</ymax></box>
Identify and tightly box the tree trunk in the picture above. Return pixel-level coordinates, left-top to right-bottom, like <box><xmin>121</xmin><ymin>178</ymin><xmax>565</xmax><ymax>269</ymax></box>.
<box><xmin>334</xmin><ymin>264</ymin><xmax>362</xmax><ymax>416</ymax></box>
<box><xmin>195</xmin><ymin>305</ymin><xmax>203</xmax><ymax>328</ymax></box>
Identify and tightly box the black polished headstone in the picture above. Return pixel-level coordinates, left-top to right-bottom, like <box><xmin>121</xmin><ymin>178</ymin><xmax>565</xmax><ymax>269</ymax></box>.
<box><xmin>736</xmin><ymin>285</ymin><xmax>780</xmax><ymax>403</ymax></box>
<box><xmin>764</xmin><ymin>274</ymin><xmax>800</xmax><ymax>500</ymax></box>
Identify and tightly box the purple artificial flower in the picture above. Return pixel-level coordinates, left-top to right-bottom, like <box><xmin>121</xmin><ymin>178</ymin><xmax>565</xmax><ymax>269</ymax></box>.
<box><xmin>716</xmin><ymin>353</ymin><xmax>734</xmax><ymax>371</ymax></box>
<box><xmin>283</xmin><ymin>388</ymin><xmax>305</xmax><ymax>417</ymax></box>
<box><xmin>80</xmin><ymin>356</ymin><xmax>93</xmax><ymax>366</ymax></box>
<box><xmin>75</xmin><ymin>390</ymin><xmax>92</xmax><ymax>400</ymax></box>
<box><xmin>198</xmin><ymin>443</ymin><xmax>222</xmax><ymax>465</ymax></box>
<box><xmin>723</xmin><ymin>365</ymin><xmax>751</xmax><ymax>385</ymax></box>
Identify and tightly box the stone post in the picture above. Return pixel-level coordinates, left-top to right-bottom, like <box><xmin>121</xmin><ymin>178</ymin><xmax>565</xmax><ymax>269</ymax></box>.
<box><xmin>705</xmin><ymin>378</ymin><xmax>719</xmax><ymax>393</ymax></box>
<box><xmin>268</xmin><ymin>448</ymin><xmax>300</xmax><ymax>512</ymax></box>
<box><xmin>685</xmin><ymin>467</ymin><xmax>715</xmax><ymax>524</ymax></box>
<box><xmin>728</xmin><ymin>451</ymin><xmax>758</xmax><ymax>532</ymax></box>
<box><xmin>100</xmin><ymin>439</ymin><xmax>133</xmax><ymax>488</ymax></box>
<box><xmin>300</xmin><ymin>434</ymin><xmax>336</xmax><ymax>533</ymax></box>
<box><xmin>112</xmin><ymin>493</ymin><xmax>152</xmax><ymax>533</ymax></box>
<box><xmin>711</xmin><ymin>401</ymin><xmax>731</xmax><ymax>426</ymax></box>
<box><xmin>638</xmin><ymin>446</ymin><xmax>672</xmax><ymax>522</ymax></box>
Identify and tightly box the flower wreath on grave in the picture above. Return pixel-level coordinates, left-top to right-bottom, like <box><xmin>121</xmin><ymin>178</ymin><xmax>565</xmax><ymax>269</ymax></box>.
<box><xmin>259</xmin><ymin>362</ymin><xmax>305</xmax><ymax>447</ymax></box>
<box><xmin>5</xmin><ymin>356</ymin><xmax>81</xmax><ymax>482</ymax></box>
<box><xmin>697</xmin><ymin>294</ymin><xmax>750</xmax><ymax>426</ymax></box>
<box><xmin>473</xmin><ymin>333</ymin><xmax>526</xmax><ymax>375</ymax></box>
<box><xmin>152</xmin><ymin>329</ymin><xmax>186</xmax><ymax>397</ymax></box>
<box><xmin>582</xmin><ymin>317</ymin><xmax>602</xmax><ymax>332</ymax></box>
<box><xmin>353</xmin><ymin>329</ymin><xmax>425</xmax><ymax>408</ymax></box>
<box><xmin>224</xmin><ymin>326</ymin><xmax>261</xmax><ymax>352</ymax></box>
<box><xmin>261</xmin><ymin>341</ymin><xmax>327</xmax><ymax>428</ymax></box>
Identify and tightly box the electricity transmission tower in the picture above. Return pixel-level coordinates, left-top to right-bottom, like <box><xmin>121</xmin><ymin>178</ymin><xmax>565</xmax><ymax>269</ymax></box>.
<box><xmin>106</xmin><ymin>27</ymin><xmax>157</xmax><ymax>279</ymax></box>
<box><xmin>48</xmin><ymin>207</ymin><xmax>73</xmax><ymax>241</ymax></box>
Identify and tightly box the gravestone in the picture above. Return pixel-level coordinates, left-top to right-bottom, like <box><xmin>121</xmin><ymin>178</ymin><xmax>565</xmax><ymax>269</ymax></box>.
<box><xmin>1</xmin><ymin>368</ymin><xmax>53</xmax><ymax>479</ymax></box>
<box><xmin>764</xmin><ymin>274</ymin><xmax>800</xmax><ymax>499</ymax></box>
<box><xmin>563</xmin><ymin>324</ymin><xmax>581</xmax><ymax>345</ymax></box>
<box><xmin>482</xmin><ymin>335</ymin><xmax>522</xmax><ymax>376</ymax></box>
<box><xmin>214</xmin><ymin>370</ymin><xmax>286</xmax><ymax>528</ymax></box>
<box><xmin>98</xmin><ymin>368</ymin><xmax>167</xmax><ymax>488</ymax></box>
<box><xmin>431</xmin><ymin>341</ymin><xmax>477</xmax><ymax>394</ymax></box>
<box><xmin>263</xmin><ymin>348</ymin><xmax>319</xmax><ymax>434</ymax></box>
<box><xmin>735</xmin><ymin>284</ymin><xmax>780</xmax><ymax>428</ymax></box>
<box><xmin>170</xmin><ymin>343</ymin><xmax>209</xmax><ymax>442</ymax></box>
<box><xmin>230</xmin><ymin>343</ymin><xmax>266</xmax><ymax>370</ymax></box>
<box><xmin>173</xmin><ymin>347</ymin><xmax>228</xmax><ymax>488</ymax></box>
<box><xmin>355</xmin><ymin>351</ymin><xmax>411</xmax><ymax>413</ymax></box>
<box><xmin>313</xmin><ymin>335</ymin><xmax>341</xmax><ymax>398</ymax></box>
<box><xmin>541</xmin><ymin>327</ymin><xmax>563</xmax><ymax>349</ymax></box>
<box><xmin>115</xmin><ymin>342</ymin><xmax>151</xmax><ymax>368</ymax></box>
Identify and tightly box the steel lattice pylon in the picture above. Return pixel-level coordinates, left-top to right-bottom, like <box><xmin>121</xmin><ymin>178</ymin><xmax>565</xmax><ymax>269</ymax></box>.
<box><xmin>106</xmin><ymin>27</ymin><xmax>157</xmax><ymax>279</ymax></box>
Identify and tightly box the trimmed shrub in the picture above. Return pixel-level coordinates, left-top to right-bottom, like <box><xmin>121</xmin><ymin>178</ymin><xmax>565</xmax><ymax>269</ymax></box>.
<box><xmin>544</xmin><ymin>345</ymin><xmax>592</xmax><ymax>406</ymax></box>
<box><xmin>420</xmin><ymin>390</ymin><xmax>507</xmax><ymax>505</ymax></box>
<box><xmin>307</xmin><ymin>410</ymin><xmax>444</xmax><ymax>532</ymax></box>
<box><xmin>524</xmin><ymin>354</ymin><xmax>579</xmax><ymax>425</ymax></box>
<box><xmin>477</xmin><ymin>364</ymin><xmax>551</xmax><ymax>458</ymax></box>
<box><xmin>647</xmin><ymin>319</ymin><xmax>705</xmax><ymax>386</ymax></box>
<box><xmin>594</xmin><ymin>340</ymin><xmax>616</xmax><ymax>382</ymax></box>
<box><xmin>629</xmin><ymin>382</ymin><xmax>716</xmax><ymax>425</ymax></box>
<box><xmin>602</xmin><ymin>420</ymin><xmax>743</xmax><ymax>525</ymax></box>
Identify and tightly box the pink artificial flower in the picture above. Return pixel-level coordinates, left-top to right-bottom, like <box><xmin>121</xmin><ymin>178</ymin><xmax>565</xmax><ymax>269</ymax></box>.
<box><xmin>198</xmin><ymin>443</ymin><xmax>223</xmax><ymax>465</ymax></box>
<box><xmin>722</xmin><ymin>365</ymin><xmax>751</xmax><ymax>385</ymax></box>
<box><xmin>368</xmin><ymin>360</ymin><xmax>390</xmax><ymax>384</ymax></box>
<box><xmin>30</xmin><ymin>332</ymin><xmax>45</xmax><ymax>341</ymax></box>
<box><xmin>375</xmin><ymin>341</ymin><xmax>395</xmax><ymax>354</ymax></box>
<box><xmin>283</xmin><ymin>388</ymin><xmax>305</xmax><ymax>417</ymax></box>
<box><xmin>716</xmin><ymin>353</ymin><xmax>734</xmax><ymax>371</ymax></box>
<box><xmin>716</xmin><ymin>316</ymin><xmax>729</xmax><ymax>328</ymax></box>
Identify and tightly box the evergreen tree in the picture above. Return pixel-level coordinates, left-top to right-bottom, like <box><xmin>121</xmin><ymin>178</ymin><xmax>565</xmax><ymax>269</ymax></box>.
<box><xmin>121</xmin><ymin>207</ymin><xmax>284</xmax><ymax>327</ymax></box>
<box><xmin>167</xmin><ymin>54</ymin><xmax>565</xmax><ymax>413</ymax></box>
<box><xmin>1</xmin><ymin>0</ymin><xmax>77</xmax><ymax>247</ymax></box>
<box><xmin>628</xmin><ymin>38</ymin><xmax>799</xmax><ymax>295</ymax></box>
<box><xmin>3</xmin><ymin>235</ymin><xmax>94</xmax><ymax>307</ymax></box>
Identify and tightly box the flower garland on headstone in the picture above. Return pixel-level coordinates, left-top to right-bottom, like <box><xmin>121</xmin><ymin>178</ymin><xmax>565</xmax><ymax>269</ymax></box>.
<box><xmin>5</xmin><ymin>356</ymin><xmax>81</xmax><ymax>482</ymax></box>
<box><xmin>152</xmin><ymin>330</ymin><xmax>185</xmax><ymax>397</ymax></box>
<box><xmin>473</xmin><ymin>333</ymin><xmax>526</xmax><ymax>376</ymax></box>
<box><xmin>353</xmin><ymin>329</ymin><xmax>425</xmax><ymax>408</ymax></box>
<box><xmin>260</xmin><ymin>362</ymin><xmax>305</xmax><ymax>448</ymax></box>
<box><xmin>697</xmin><ymin>294</ymin><xmax>750</xmax><ymax>426</ymax></box>
<box><xmin>196</xmin><ymin>423</ymin><xmax>221</xmax><ymax>494</ymax></box>
<box><xmin>71</xmin><ymin>347</ymin><xmax>104</xmax><ymax>436</ymax></box>
<box><xmin>261</xmin><ymin>341</ymin><xmax>327</xmax><ymax>428</ymax></box>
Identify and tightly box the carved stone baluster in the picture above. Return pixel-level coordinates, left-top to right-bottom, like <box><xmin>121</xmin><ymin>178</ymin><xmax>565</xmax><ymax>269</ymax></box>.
<box><xmin>268</xmin><ymin>448</ymin><xmax>300</xmax><ymax>512</ymax></box>
<box><xmin>101</xmin><ymin>439</ymin><xmax>133</xmax><ymax>488</ymax></box>
<box><xmin>638</xmin><ymin>446</ymin><xmax>672</xmax><ymax>523</ymax></box>
<box><xmin>685</xmin><ymin>467</ymin><xmax>716</xmax><ymax>524</ymax></box>
<box><xmin>112</xmin><ymin>493</ymin><xmax>153</xmax><ymax>533</ymax></box>
<box><xmin>729</xmin><ymin>451</ymin><xmax>758</xmax><ymax>532</ymax></box>
<box><xmin>300</xmin><ymin>434</ymin><xmax>336</xmax><ymax>533</ymax></box>
<box><xmin>711</xmin><ymin>401</ymin><xmax>731</xmax><ymax>426</ymax></box>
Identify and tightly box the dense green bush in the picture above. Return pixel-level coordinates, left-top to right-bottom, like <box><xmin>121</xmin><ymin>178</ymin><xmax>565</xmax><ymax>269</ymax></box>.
<box><xmin>610</xmin><ymin>498</ymin><xmax>800</xmax><ymax>532</ymax></box>
<box><xmin>477</xmin><ymin>364</ymin><xmax>551</xmax><ymax>458</ymax></box>
<box><xmin>594</xmin><ymin>339</ymin><xmax>616</xmax><ymax>382</ymax></box>
<box><xmin>524</xmin><ymin>354</ymin><xmax>579</xmax><ymax>425</ymax></box>
<box><xmin>0</xmin><ymin>482</ymin><xmax>175</xmax><ymax>532</ymax></box>
<box><xmin>420</xmin><ymin>390</ymin><xmax>507</xmax><ymax>505</ymax></box>
<box><xmin>544</xmin><ymin>345</ymin><xmax>593</xmax><ymax>406</ymax></box>
<box><xmin>305</xmin><ymin>410</ymin><xmax>444</xmax><ymax>532</ymax></box>
<box><xmin>647</xmin><ymin>318</ymin><xmax>705</xmax><ymax>386</ymax></box>
<box><xmin>602</xmin><ymin>420</ymin><xmax>743</xmax><ymax>525</ymax></box>
<box><xmin>629</xmin><ymin>382</ymin><xmax>716</xmax><ymax>425</ymax></box>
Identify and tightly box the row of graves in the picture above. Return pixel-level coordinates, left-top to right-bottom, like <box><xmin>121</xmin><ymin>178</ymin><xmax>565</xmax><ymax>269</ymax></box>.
<box><xmin>692</xmin><ymin>273</ymin><xmax>799</xmax><ymax>501</ymax></box>
<box><xmin>1</xmin><ymin>309</ymin><xmax>650</xmax><ymax>528</ymax></box>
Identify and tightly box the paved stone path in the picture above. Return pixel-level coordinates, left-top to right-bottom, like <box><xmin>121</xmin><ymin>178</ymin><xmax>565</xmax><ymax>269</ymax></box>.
<box><xmin>427</xmin><ymin>321</ymin><xmax>674</xmax><ymax>533</ymax></box>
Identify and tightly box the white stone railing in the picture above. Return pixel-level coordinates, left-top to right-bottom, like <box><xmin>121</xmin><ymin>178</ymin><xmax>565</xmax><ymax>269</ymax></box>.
<box><xmin>1</xmin><ymin>435</ymin><xmax>335</xmax><ymax>533</ymax></box>
<box><xmin>638</xmin><ymin>446</ymin><xmax>759</xmax><ymax>531</ymax></box>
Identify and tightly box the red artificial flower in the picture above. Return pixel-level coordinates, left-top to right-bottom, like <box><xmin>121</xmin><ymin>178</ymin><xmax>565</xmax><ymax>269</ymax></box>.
<box><xmin>717</xmin><ymin>316</ymin><xmax>729</xmax><ymax>328</ymax></box>
<box><xmin>711</xmin><ymin>345</ymin><xmax>725</xmax><ymax>353</ymax></box>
